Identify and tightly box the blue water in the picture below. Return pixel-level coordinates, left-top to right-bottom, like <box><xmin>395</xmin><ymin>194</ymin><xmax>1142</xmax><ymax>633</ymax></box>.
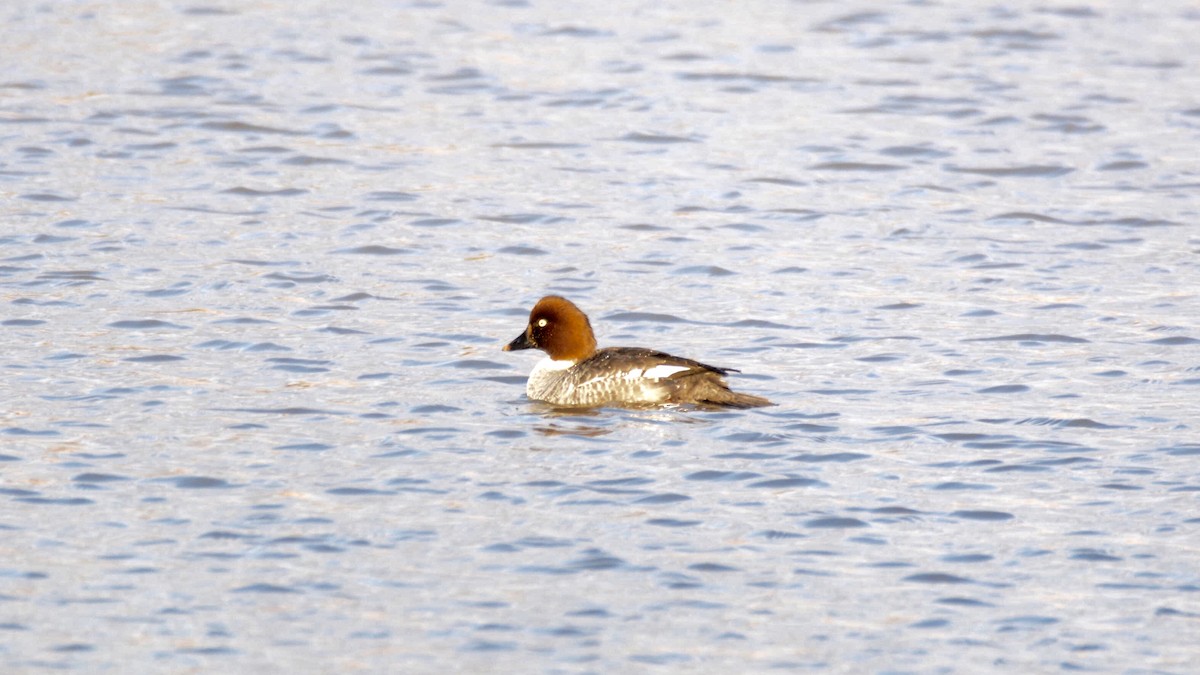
<box><xmin>2</xmin><ymin>0</ymin><xmax>1199</xmax><ymax>671</ymax></box>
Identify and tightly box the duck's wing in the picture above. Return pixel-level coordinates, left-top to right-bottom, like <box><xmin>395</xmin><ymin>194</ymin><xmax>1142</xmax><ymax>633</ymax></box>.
<box><xmin>589</xmin><ymin>347</ymin><xmax>771</xmax><ymax>409</ymax></box>
<box><xmin>588</xmin><ymin>347</ymin><xmax>738</xmax><ymax>377</ymax></box>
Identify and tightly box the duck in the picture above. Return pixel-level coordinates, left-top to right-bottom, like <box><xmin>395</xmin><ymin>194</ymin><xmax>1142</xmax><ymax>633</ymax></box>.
<box><xmin>502</xmin><ymin>295</ymin><xmax>773</xmax><ymax>409</ymax></box>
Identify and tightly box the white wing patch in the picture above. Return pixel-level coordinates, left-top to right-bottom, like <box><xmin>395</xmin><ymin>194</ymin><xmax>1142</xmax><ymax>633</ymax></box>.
<box><xmin>573</xmin><ymin>364</ymin><xmax>690</xmax><ymax>390</ymax></box>
<box><xmin>638</xmin><ymin>364</ymin><xmax>692</xmax><ymax>380</ymax></box>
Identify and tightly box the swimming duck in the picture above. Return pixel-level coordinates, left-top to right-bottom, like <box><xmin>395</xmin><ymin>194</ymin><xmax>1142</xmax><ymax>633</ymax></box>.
<box><xmin>503</xmin><ymin>295</ymin><xmax>773</xmax><ymax>409</ymax></box>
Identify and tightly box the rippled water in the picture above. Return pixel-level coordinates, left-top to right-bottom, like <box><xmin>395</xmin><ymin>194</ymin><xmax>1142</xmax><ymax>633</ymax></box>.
<box><xmin>3</xmin><ymin>0</ymin><xmax>1199</xmax><ymax>671</ymax></box>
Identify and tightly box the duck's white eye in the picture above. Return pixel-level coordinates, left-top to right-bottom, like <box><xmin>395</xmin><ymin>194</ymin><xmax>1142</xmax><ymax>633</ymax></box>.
<box><xmin>537</xmin><ymin>318</ymin><xmax>548</xmax><ymax>328</ymax></box>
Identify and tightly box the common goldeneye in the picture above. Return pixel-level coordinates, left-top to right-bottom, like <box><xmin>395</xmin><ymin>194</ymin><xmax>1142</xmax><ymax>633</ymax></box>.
<box><xmin>502</xmin><ymin>295</ymin><xmax>773</xmax><ymax>409</ymax></box>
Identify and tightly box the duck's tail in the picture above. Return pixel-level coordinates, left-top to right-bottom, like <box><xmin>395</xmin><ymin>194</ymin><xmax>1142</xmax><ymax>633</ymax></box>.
<box><xmin>706</xmin><ymin>389</ymin><xmax>775</xmax><ymax>409</ymax></box>
<box><xmin>670</xmin><ymin>373</ymin><xmax>774</xmax><ymax>409</ymax></box>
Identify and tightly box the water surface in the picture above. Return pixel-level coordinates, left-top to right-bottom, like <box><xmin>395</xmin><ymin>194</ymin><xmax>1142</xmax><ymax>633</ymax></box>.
<box><xmin>2</xmin><ymin>0</ymin><xmax>1199</xmax><ymax>671</ymax></box>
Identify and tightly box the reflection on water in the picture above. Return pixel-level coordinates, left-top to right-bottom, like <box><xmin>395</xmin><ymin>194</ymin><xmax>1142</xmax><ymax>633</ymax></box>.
<box><xmin>2</xmin><ymin>0</ymin><xmax>1200</xmax><ymax>671</ymax></box>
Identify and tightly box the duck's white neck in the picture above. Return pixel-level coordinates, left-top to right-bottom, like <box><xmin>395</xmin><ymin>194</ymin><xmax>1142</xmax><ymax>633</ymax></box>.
<box><xmin>527</xmin><ymin>357</ymin><xmax>576</xmax><ymax>399</ymax></box>
<box><xmin>531</xmin><ymin>356</ymin><xmax>576</xmax><ymax>374</ymax></box>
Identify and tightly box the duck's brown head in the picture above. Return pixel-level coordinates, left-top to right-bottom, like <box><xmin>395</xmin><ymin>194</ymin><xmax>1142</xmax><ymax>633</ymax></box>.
<box><xmin>502</xmin><ymin>295</ymin><xmax>598</xmax><ymax>362</ymax></box>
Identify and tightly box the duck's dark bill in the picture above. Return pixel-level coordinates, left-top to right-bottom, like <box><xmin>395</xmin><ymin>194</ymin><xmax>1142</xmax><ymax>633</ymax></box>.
<box><xmin>503</xmin><ymin>331</ymin><xmax>535</xmax><ymax>351</ymax></box>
